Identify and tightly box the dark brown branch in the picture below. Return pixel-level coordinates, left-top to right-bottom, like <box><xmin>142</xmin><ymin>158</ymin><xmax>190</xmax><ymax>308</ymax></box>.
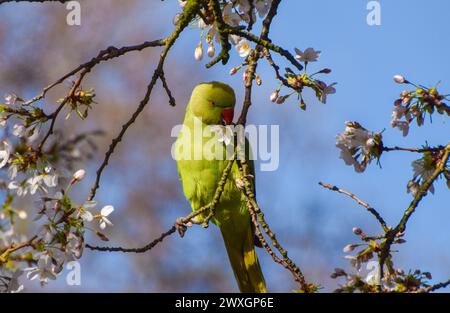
<box><xmin>238</xmin><ymin>160</ymin><xmax>311</xmax><ymax>291</ymax></box>
<box><xmin>395</xmin><ymin>144</ymin><xmax>450</xmax><ymax>234</ymax></box>
<box><xmin>86</xmin><ymin>154</ymin><xmax>237</xmax><ymax>253</ymax></box>
<box><xmin>263</xmin><ymin>48</ymin><xmax>290</xmax><ymax>87</ymax></box>
<box><xmin>206</xmin><ymin>0</ymin><xmax>231</xmax><ymax>68</ymax></box>
<box><xmin>424</xmin><ymin>279</ymin><xmax>450</xmax><ymax>293</ymax></box>
<box><xmin>318</xmin><ymin>182</ymin><xmax>389</xmax><ymax>231</ymax></box>
<box><xmin>246</xmin><ymin>0</ymin><xmax>255</xmax><ymax>31</ymax></box>
<box><xmin>232</xmin><ymin>0</ymin><xmax>311</xmax><ymax>292</ymax></box>
<box><xmin>159</xmin><ymin>71</ymin><xmax>176</xmax><ymax>107</ymax></box>
<box><xmin>378</xmin><ymin>143</ymin><xmax>450</xmax><ymax>282</ymax></box>
<box><xmin>23</xmin><ymin>39</ymin><xmax>166</xmax><ymax>106</ymax></box>
<box><xmin>382</xmin><ymin>146</ymin><xmax>444</xmax><ymax>153</ymax></box>
<box><xmin>86</xmin><ymin>227</ymin><xmax>177</xmax><ymax>253</ymax></box>
<box><xmin>87</xmin><ymin>0</ymin><xmax>201</xmax><ymax>201</ymax></box>
<box><xmin>225</xmin><ymin>27</ymin><xmax>303</xmax><ymax>72</ymax></box>
<box><xmin>237</xmin><ymin>0</ymin><xmax>280</xmax><ymax>126</ymax></box>
<box><xmin>37</xmin><ymin>68</ymin><xmax>89</xmax><ymax>152</ymax></box>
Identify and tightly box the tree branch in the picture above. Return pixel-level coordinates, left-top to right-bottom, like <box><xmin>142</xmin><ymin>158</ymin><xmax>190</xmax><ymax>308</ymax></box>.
<box><xmin>318</xmin><ymin>182</ymin><xmax>389</xmax><ymax>232</ymax></box>
<box><xmin>87</xmin><ymin>0</ymin><xmax>201</xmax><ymax>201</ymax></box>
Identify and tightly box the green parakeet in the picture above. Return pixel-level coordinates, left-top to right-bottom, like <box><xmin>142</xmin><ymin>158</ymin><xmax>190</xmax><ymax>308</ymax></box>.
<box><xmin>175</xmin><ymin>82</ymin><xmax>266</xmax><ymax>293</ymax></box>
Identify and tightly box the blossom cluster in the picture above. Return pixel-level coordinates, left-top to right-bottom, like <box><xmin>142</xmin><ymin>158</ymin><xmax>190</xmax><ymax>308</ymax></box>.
<box><xmin>331</xmin><ymin>266</ymin><xmax>434</xmax><ymax>293</ymax></box>
<box><xmin>180</xmin><ymin>0</ymin><xmax>272</xmax><ymax>62</ymax></box>
<box><xmin>177</xmin><ymin>1</ymin><xmax>336</xmax><ymax>110</ymax></box>
<box><xmin>391</xmin><ymin>75</ymin><xmax>450</xmax><ymax>136</ymax></box>
<box><xmin>408</xmin><ymin>149</ymin><xmax>450</xmax><ymax>195</ymax></box>
<box><xmin>269</xmin><ymin>48</ymin><xmax>336</xmax><ymax>109</ymax></box>
<box><xmin>0</xmin><ymin>92</ymin><xmax>113</xmax><ymax>293</ymax></box>
<box><xmin>336</xmin><ymin>121</ymin><xmax>383</xmax><ymax>173</ymax></box>
<box><xmin>332</xmin><ymin>76</ymin><xmax>450</xmax><ymax>293</ymax></box>
<box><xmin>335</xmin><ymin>76</ymin><xmax>450</xmax><ymax>195</ymax></box>
<box><xmin>333</xmin><ymin>225</ymin><xmax>436</xmax><ymax>293</ymax></box>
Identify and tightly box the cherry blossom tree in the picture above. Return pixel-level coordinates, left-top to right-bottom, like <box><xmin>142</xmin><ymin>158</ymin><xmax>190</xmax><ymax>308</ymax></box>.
<box><xmin>0</xmin><ymin>0</ymin><xmax>449</xmax><ymax>293</ymax></box>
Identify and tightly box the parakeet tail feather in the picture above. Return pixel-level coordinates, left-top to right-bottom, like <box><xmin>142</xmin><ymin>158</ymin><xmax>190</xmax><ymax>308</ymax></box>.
<box><xmin>220</xmin><ymin>223</ymin><xmax>266</xmax><ymax>293</ymax></box>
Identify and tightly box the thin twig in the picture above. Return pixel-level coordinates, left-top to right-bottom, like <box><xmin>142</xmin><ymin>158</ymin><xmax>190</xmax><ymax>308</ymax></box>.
<box><xmin>86</xmin><ymin>154</ymin><xmax>237</xmax><ymax>253</ymax></box>
<box><xmin>86</xmin><ymin>227</ymin><xmax>177</xmax><ymax>253</ymax></box>
<box><xmin>159</xmin><ymin>70</ymin><xmax>176</xmax><ymax>107</ymax></box>
<box><xmin>0</xmin><ymin>236</ymin><xmax>37</xmax><ymax>264</ymax></box>
<box><xmin>23</xmin><ymin>40</ymin><xmax>166</xmax><ymax>106</ymax></box>
<box><xmin>423</xmin><ymin>279</ymin><xmax>450</xmax><ymax>293</ymax></box>
<box><xmin>206</xmin><ymin>0</ymin><xmax>232</xmax><ymax>68</ymax></box>
<box><xmin>37</xmin><ymin>68</ymin><xmax>88</xmax><ymax>152</ymax></box>
<box><xmin>87</xmin><ymin>1</ymin><xmax>201</xmax><ymax>201</ymax></box>
<box><xmin>225</xmin><ymin>27</ymin><xmax>303</xmax><ymax>72</ymax></box>
<box><xmin>318</xmin><ymin>182</ymin><xmax>389</xmax><ymax>231</ymax></box>
<box><xmin>238</xmin><ymin>161</ymin><xmax>310</xmax><ymax>291</ymax></box>
<box><xmin>382</xmin><ymin>146</ymin><xmax>444</xmax><ymax>153</ymax></box>
<box><xmin>263</xmin><ymin>48</ymin><xmax>291</xmax><ymax>88</ymax></box>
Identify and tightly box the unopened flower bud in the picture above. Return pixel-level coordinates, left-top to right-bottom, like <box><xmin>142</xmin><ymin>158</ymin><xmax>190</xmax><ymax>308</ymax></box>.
<box><xmin>334</xmin><ymin>268</ymin><xmax>346</xmax><ymax>276</ymax></box>
<box><xmin>255</xmin><ymin>74</ymin><xmax>262</xmax><ymax>86</ymax></box>
<box><xmin>366</xmin><ymin>137</ymin><xmax>376</xmax><ymax>148</ymax></box>
<box><xmin>429</xmin><ymin>87</ymin><xmax>437</xmax><ymax>95</ymax></box>
<box><xmin>194</xmin><ymin>42</ymin><xmax>203</xmax><ymax>61</ymax></box>
<box><xmin>276</xmin><ymin>95</ymin><xmax>289</xmax><ymax>104</ymax></box>
<box><xmin>230</xmin><ymin>67</ymin><xmax>239</xmax><ymax>75</ymax></box>
<box><xmin>423</xmin><ymin>272</ymin><xmax>432</xmax><ymax>280</ymax></box>
<box><xmin>319</xmin><ymin>68</ymin><xmax>332</xmax><ymax>74</ymax></box>
<box><xmin>270</xmin><ymin>90</ymin><xmax>279</xmax><ymax>102</ymax></box>
<box><xmin>352</xmin><ymin>227</ymin><xmax>363</xmax><ymax>235</ymax></box>
<box><xmin>343</xmin><ymin>244</ymin><xmax>358</xmax><ymax>253</ymax></box>
<box><xmin>207</xmin><ymin>44</ymin><xmax>215</xmax><ymax>58</ymax></box>
<box><xmin>393</xmin><ymin>75</ymin><xmax>406</xmax><ymax>84</ymax></box>
<box><xmin>402</xmin><ymin>97</ymin><xmax>411</xmax><ymax>105</ymax></box>
<box><xmin>394</xmin><ymin>99</ymin><xmax>402</xmax><ymax>106</ymax></box>
<box><xmin>173</xmin><ymin>13</ymin><xmax>181</xmax><ymax>25</ymax></box>
<box><xmin>299</xmin><ymin>99</ymin><xmax>306</xmax><ymax>111</ymax></box>
<box><xmin>72</xmin><ymin>169</ymin><xmax>86</xmax><ymax>182</ymax></box>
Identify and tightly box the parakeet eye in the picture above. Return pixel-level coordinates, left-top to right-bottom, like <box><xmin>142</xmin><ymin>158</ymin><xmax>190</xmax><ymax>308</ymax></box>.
<box><xmin>209</xmin><ymin>101</ymin><xmax>216</xmax><ymax>107</ymax></box>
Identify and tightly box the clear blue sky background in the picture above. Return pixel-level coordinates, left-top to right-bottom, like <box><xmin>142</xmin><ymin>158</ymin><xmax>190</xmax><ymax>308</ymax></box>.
<box><xmin>1</xmin><ymin>0</ymin><xmax>449</xmax><ymax>292</ymax></box>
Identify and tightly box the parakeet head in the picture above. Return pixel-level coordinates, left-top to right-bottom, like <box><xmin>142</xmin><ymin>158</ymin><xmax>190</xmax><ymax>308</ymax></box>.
<box><xmin>189</xmin><ymin>82</ymin><xmax>236</xmax><ymax>125</ymax></box>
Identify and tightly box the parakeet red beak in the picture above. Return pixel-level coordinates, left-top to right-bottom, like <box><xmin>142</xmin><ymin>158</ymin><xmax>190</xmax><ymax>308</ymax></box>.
<box><xmin>221</xmin><ymin>107</ymin><xmax>234</xmax><ymax>125</ymax></box>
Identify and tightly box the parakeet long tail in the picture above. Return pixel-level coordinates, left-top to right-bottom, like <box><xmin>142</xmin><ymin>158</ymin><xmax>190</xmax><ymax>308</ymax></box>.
<box><xmin>220</xmin><ymin>222</ymin><xmax>266</xmax><ymax>293</ymax></box>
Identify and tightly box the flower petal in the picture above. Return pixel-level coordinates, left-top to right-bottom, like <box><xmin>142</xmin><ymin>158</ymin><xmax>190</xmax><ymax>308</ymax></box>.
<box><xmin>100</xmin><ymin>205</ymin><xmax>114</xmax><ymax>217</ymax></box>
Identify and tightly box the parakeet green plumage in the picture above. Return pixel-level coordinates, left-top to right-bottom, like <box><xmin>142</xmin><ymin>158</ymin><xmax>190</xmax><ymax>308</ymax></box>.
<box><xmin>175</xmin><ymin>82</ymin><xmax>266</xmax><ymax>293</ymax></box>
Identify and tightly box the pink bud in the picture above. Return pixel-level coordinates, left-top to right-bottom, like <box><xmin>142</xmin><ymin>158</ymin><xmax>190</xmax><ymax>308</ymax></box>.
<box><xmin>194</xmin><ymin>43</ymin><xmax>203</xmax><ymax>61</ymax></box>
<box><xmin>72</xmin><ymin>169</ymin><xmax>86</xmax><ymax>182</ymax></box>
<box><xmin>343</xmin><ymin>244</ymin><xmax>358</xmax><ymax>253</ymax></box>
<box><xmin>393</xmin><ymin>75</ymin><xmax>406</xmax><ymax>84</ymax></box>
<box><xmin>270</xmin><ymin>90</ymin><xmax>279</xmax><ymax>102</ymax></box>
<box><xmin>207</xmin><ymin>45</ymin><xmax>215</xmax><ymax>58</ymax></box>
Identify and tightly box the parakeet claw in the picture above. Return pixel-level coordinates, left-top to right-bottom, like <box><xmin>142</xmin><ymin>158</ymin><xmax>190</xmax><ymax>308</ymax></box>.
<box><xmin>175</xmin><ymin>218</ymin><xmax>190</xmax><ymax>237</ymax></box>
